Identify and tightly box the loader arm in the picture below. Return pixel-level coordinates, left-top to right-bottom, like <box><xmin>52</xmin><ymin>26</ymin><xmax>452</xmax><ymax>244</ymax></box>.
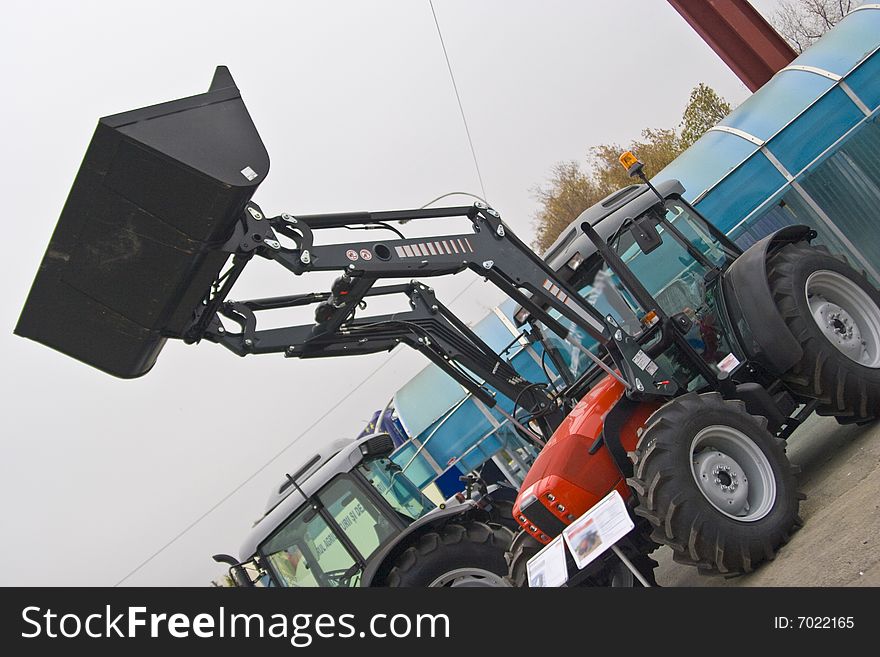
<box><xmin>187</xmin><ymin>199</ymin><xmax>677</xmax><ymax>414</ymax></box>
<box><xmin>206</xmin><ymin>278</ymin><xmax>565</xmax><ymax>434</ymax></box>
<box><xmin>16</xmin><ymin>66</ymin><xmax>677</xmax><ymax>439</ymax></box>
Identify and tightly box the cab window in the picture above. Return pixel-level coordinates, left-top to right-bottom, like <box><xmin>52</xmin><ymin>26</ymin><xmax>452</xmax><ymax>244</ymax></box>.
<box><xmin>261</xmin><ymin>505</ymin><xmax>359</xmax><ymax>587</ymax></box>
<box><xmin>357</xmin><ymin>457</ymin><xmax>435</xmax><ymax>521</ymax></box>
<box><xmin>320</xmin><ymin>475</ymin><xmax>399</xmax><ymax>560</ymax></box>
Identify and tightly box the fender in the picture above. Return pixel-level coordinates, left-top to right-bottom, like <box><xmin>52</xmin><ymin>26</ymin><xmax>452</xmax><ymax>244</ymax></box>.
<box><xmin>722</xmin><ymin>225</ymin><xmax>815</xmax><ymax>374</ymax></box>
<box><xmin>512</xmin><ymin>376</ymin><xmax>657</xmax><ymax>544</ymax></box>
<box><xmin>360</xmin><ymin>501</ymin><xmax>484</xmax><ymax>586</ymax></box>
<box><xmin>600</xmin><ymin>395</ymin><xmax>645</xmax><ymax>480</ymax></box>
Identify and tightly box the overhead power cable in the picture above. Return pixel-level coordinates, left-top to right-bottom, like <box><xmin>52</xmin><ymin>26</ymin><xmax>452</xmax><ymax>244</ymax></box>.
<box><xmin>429</xmin><ymin>0</ymin><xmax>488</xmax><ymax>201</ymax></box>
<box><xmin>114</xmin><ymin>348</ymin><xmax>405</xmax><ymax>586</ymax></box>
<box><xmin>114</xmin><ymin>272</ymin><xmax>483</xmax><ymax>586</ymax></box>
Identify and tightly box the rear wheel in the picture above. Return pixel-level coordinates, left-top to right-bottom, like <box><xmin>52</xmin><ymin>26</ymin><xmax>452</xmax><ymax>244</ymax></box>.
<box><xmin>628</xmin><ymin>392</ymin><xmax>802</xmax><ymax>575</ymax></box>
<box><xmin>767</xmin><ymin>242</ymin><xmax>880</xmax><ymax>422</ymax></box>
<box><xmin>384</xmin><ymin>521</ymin><xmax>512</xmax><ymax>587</ymax></box>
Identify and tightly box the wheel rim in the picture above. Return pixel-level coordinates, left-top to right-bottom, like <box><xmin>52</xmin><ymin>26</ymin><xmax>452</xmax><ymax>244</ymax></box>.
<box><xmin>428</xmin><ymin>568</ymin><xmax>510</xmax><ymax>587</ymax></box>
<box><xmin>689</xmin><ymin>425</ymin><xmax>776</xmax><ymax>522</ymax></box>
<box><xmin>805</xmin><ymin>270</ymin><xmax>880</xmax><ymax>368</ymax></box>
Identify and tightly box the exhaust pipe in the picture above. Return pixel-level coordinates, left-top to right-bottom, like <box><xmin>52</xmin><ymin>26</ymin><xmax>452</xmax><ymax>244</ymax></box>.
<box><xmin>15</xmin><ymin>67</ymin><xmax>269</xmax><ymax>378</ymax></box>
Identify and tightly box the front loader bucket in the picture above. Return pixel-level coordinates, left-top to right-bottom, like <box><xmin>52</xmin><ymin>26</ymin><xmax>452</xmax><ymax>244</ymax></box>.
<box><xmin>15</xmin><ymin>67</ymin><xmax>269</xmax><ymax>378</ymax></box>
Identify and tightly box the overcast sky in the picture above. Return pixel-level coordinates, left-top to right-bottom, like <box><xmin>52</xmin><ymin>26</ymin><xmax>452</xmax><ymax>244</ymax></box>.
<box><xmin>0</xmin><ymin>0</ymin><xmax>782</xmax><ymax>586</ymax></box>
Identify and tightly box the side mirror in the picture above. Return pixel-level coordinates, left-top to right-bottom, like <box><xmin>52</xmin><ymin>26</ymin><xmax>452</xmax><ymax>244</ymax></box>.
<box><xmin>212</xmin><ymin>554</ymin><xmax>254</xmax><ymax>588</ymax></box>
<box><xmin>229</xmin><ymin>565</ymin><xmax>255</xmax><ymax>588</ymax></box>
<box><xmin>629</xmin><ymin>216</ymin><xmax>662</xmax><ymax>255</ymax></box>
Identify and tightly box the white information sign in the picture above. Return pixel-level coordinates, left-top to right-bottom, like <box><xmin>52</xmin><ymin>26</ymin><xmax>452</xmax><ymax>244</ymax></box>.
<box><xmin>562</xmin><ymin>490</ymin><xmax>634</xmax><ymax>570</ymax></box>
<box><xmin>525</xmin><ymin>535</ymin><xmax>568</xmax><ymax>588</ymax></box>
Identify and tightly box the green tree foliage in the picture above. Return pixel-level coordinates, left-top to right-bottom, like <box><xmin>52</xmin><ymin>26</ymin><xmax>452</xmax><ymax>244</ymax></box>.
<box><xmin>592</xmin><ymin>128</ymin><xmax>683</xmax><ymax>196</ymax></box>
<box><xmin>772</xmin><ymin>0</ymin><xmax>860</xmax><ymax>54</ymax></box>
<box><xmin>680</xmin><ymin>83</ymin><xmax>732</xmax><ymax>149</ymax></box>
<box><xmin>531</xmin><ymin>84</ymin><xmax>731</xmax><ymax>253</ymax></box>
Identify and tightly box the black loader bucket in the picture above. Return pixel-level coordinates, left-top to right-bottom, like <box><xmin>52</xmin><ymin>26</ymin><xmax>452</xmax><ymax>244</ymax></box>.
<box><xmin>15</xmin><ymin>67</ymin><xmax>269</xmax><ymax>378</ymax></box>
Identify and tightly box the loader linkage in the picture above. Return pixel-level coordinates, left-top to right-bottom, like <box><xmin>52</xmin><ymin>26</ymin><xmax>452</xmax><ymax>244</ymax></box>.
<box><xmin>185</xmin><ymin>199</ymin><xmax>677</xmax><ymax>439</ymax></box>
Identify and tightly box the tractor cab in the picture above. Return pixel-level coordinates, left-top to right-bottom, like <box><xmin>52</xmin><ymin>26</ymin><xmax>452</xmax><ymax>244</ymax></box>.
<box><xmin>227</xmin><ymin>433</ymin><xmax>436</xmax><ymax>587</ymax></box>
<box><xmin>520</xmin><ymin>175</ymin><xmax>745</xmax><ymax>395</ymax></box>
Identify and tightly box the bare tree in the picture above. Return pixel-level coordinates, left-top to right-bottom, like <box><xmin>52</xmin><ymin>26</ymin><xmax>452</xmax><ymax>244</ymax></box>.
<box><xmin>772</xmin><ymin>0</ymin><xmax>862</xmax><ymax>53</ymax></box>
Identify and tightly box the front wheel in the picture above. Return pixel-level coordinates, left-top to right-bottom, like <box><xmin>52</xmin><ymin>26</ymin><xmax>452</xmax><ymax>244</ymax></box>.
<box><xmin>384</xmin><ymin>521</ymin><xmax>512</xmax><ymax>587</ymax></box>
<box><xmin>506</xmin><ymin>530</ymin><xmax>657</xmax><ymax>587</ymax></box>
<box><xmin>506</xmin><ymin>530</ymin><xmax>542</xmax><ymax>587</ymax></box>
<box><xmin>602</xmin><ymin>554</ymin><xmax>658</xmax><ymax>587</ymax></box>
<box><xmin>628</xmin><ymin>392</ymin><xmax>802</xmax><ymax>575</ymax></box>
<box><xmin>768</xmin><ymin>242</ymin><xmax>880</xmax><ymax>422</ymax></box>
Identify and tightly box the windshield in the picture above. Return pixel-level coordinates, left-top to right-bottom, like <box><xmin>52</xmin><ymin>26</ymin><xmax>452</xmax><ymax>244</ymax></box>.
<box><xmin>612</xmin><ymin>200</ymin><xmax>736</xmax><ymax>316</ymax></box>
<box><xmin>536</xmin><ymin>199</ymin><xmax>740</xmax><ymax>388</ymax></box>
<box><xmin>536</xmin><ymin>261</ymin><xmax>636</xmax><ymax>380</ymax></box>
<box><xmin>261</xmin><ymin>504</ymin><xmax>359</xmax><ymax>587</ymax></box>
<box><xmin>357</xmin><ymin>457</ymin><xmax>435</xmax><ymax>521</ymax></box>
<box><xmin>259</xmin><ymin>474</ymin><xmax>400</xmax><ymax>587</ymax></box>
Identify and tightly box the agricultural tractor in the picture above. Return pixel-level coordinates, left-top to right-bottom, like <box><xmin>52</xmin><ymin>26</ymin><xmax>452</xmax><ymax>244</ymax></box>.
<box><xmin>213</xmin><ymin>432</ymin><xmax>514</xmax><ymax>587</ymax></box>
<box><xmin>17</xmin><ymin>69</ymin><xmax>880</xmax><ymax>586</ymax></box>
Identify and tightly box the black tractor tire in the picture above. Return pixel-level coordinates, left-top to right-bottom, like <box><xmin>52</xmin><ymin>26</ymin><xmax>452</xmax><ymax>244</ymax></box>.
<box><xmin>767</xmin><ymin>241</ymin><xmax>880</xmax><ymax>422</ymax></box>
<box><xmin>600</xmin><ymin>554</ymin><xmax>658</xmax><ymax>587</ymax></box>
<box><xmin>506</xmin><ymin>530</ymin><xmax>542</xmax><ymax>587</ymax></box>
<box><xmin>384</xmin><ymin>521</ymin><xmax>512</xmax><ymax>587</ymax></box>
<box><xmin>628</xmin><ymin>392</ymin><xmax>803</xmax><ymax>575</ymax></box>
<box><xmin>487</xmin><ymin>498</ymin><xmax>522</xmax><ymax>534</ymax></box>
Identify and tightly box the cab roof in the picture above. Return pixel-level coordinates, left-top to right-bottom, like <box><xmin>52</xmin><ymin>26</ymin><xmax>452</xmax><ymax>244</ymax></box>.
<box><xmin>238</xmin><ymin>433</ymin><xmax>382</xmax><ymax>561</ymax></box>
<box><xmin>514</xmin><ymin>179</ymin><xmax>684</xmax><ymax>323</ymax></box>
<box><xmin>541</xmin><ymin>179</ymin><xmax>685</xmax><ymax>273</ymax></box>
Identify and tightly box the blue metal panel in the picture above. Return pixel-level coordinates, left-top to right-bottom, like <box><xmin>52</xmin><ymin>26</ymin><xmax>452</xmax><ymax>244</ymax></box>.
<box><xmin>391</xmin><ymin>442</ymin><xmax>439</xmax><ymax>490</ymax></box>
<box><xmin>470</xmin><ymin>312</ymin><xmax>518</xmax><ymax>354</ymax></box>
<box><xmin>392</xmin><ymin>300</ymin><xmax>526</xmax><ymax>446</ymax></box>
<box><xmin>393</xmin><ymin>363</ymin><xmax>466</xmax><ymax>439</ymax></box>
<box><xmin>788</xmin><ymin>8</ymin><xmax>880</xmax><ymax>76</ymax></box>
<box><xmin>846</xmin><ymin>50</ymin><xmax>880</xmax><ymax>111</ymax></box>
<box><xmin>509</xmin><ymin>347</ymin><xmax>551</xmax><ymax>388</ymax></box>
<box><xmin>416</xmin><ymin>399</ymin><xmax>497</xmax><ymax>467</ymax></box>
<box><xmin>693</xmin><ymin>153</ymin><xmax>788</xmax><ymax>233</ymax></box>
<box><xmin>767</xmin><ymin>87</ymin><xmax>864</xmax><ymax>174</ymax></box>
<box><xmin>656</xmin><ymin>131</ymin><xmax>758</xmax><ymax>202</ymax></box>
<box><xmin>496</xmin><ymin>298</ymin><xmax>520</xmax><ymax>323</ymax></box>
<box><xmin>457</xmin><ymin>434</ymin><xmax>505</xmax><ymax>472</ymax></box>
<box><xmin>719</xmin><ymin>69</ymin><xmax>835</xmax><ymax>141</ymax></box>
